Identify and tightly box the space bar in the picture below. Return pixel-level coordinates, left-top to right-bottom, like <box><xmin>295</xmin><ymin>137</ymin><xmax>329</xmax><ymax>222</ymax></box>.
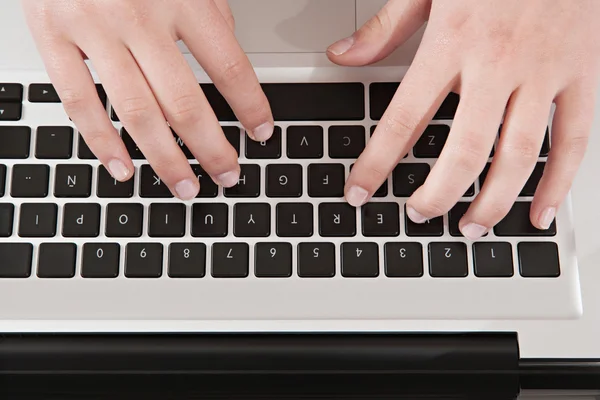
<box><xmin>201</xmin><ymin>83</ymin><xmax>365</xmax><ymax>121</ymax></box>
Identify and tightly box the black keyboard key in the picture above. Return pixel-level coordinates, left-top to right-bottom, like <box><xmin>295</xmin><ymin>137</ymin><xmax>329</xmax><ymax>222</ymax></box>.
<box><xmin>37</xmin><ymin>243</ymin><xmax>77</xmax><ymax>278</ymax></box>
<box><xmin>223</xmin><ymin>126</ymin><xmax>241</xmax><ymax>156</ymax></box>
<box><xmin>125</xmin><ymin>243</ymin><xmax>163</xmax><ymax>278</ymax></box>
<box><xmin>350</xmin><ymin>164</ymin><xmax>387</xmax><ymax>197</ymax></box>
<box><xmin>276</xmin><ymin>203</ymin><xmax>314</xmax><ymax>237</ymax></box>
<box><xmin>212</xmin><ymin>243</ymin><xmax>249</xmax><ymax>278</ymax></box>
<box><xmin>105</xmin><ymin>203</ymin><xmax>143</xmax><ymax>237</ymax></box>
<box><xmin>0</xmin><ymin>126</ymin><xmax>31</xmax><ymax>158</ymax></box>
<box><xmin>384</xmin><ymin>242</ymin><xmax>424</xmax><ymax>278</ymax></box>
<box><xmin>0</xmin><ymin>102</ymin><xmax>22</xmax><ymax>121</ymax></box>
<box><xmin>266</xmin><ymin>164</ymin><xmax>302</xmax><ymax>198</ymax></box>
<box><xmin>0</xmin><ymin>203</ymin><xmax>14</xmax><ymax>237</ymax></box>
<box><xmin>140</xmin><ymin>165</ymin><xmax>172</xmax><ymax>198</ymax></box>
<box><xmin>62</xmin><ymin>203</ymin><xmax>101</xmax><ymax>238</ymax></box>
<box><xmin>35</xmin><ymin>126</ymin><xmax>74</xmax><ymax>159</ymax></box>
<box><xmin>111</xmin><ymin>107</ymin><xmax>119</xmax><ymax>122</ymax></box>
<box><xmin>540</xmin><ymin>129</ymin><xmax>550</xmax><ymax>157</ymax></box>
<box><xmin>362</xmin><ymin>202</ymin><xmax>400</xmax><ymax>237</ymax></box>
<box><xmin>168</xmin><ymin>243</ymin><xmax>206</xmax><ymax>278</ymax></box>
<box><xmin>11</xmin><ymin>165</ymin><xmax>49</xmax><ymax>198</ymax></box>
<box><xmin>449</xmin><ymin>202</ymin><xmax>470</xmax><ymax>237</ymax></box>
<box><xmin>429</xmin><ymin>242</ymin><xmax>468</xmax><ymax>278</ymax></box>
<box><xmin>370</xmin><ymin>83</ymin><xmax>459</xmax><ymax>120</ymax></box>
<box><xmin>298</xmin><ymin>242</ymin><xmax>335</xmax><ymax>278</ymax></box>
<box><xmin>190</xmin><ymin>165</ymin><xmax>218</xmax><ymax>198</ymax></box>
<box><xmin>521</xmin><ymin>162</ymin><xmax>545</xmax><ymax>196</ymax></box>
<box><xmin>28</xmin><ymin>84</ymin><xmax>60</xmax><ymax>102</ymax></box>
<box><xmin>518</xmin><ymin>242</ymin><xmax>560</xmax><ymax>278</ymax></box>
<box><xmin>97</xmin><ymin>166</ymin><xmax>135</xmax><ymax>198</ymax></box>
<box><xmin>0</xmin><ymin>243</ymin><xmax>32</xmax><ymax>278</ymax></box>
<box><xmin>341</xmin><ymin>242</ymin><xmax>379</xmax><ymax>277</ymax></box>
<box><xmin>246</xmin><ymin>127</ymin><xmax>282</xmax><ymax>159</ymax></box>
<box><xmin>224</xmin><ymin>164</ymin><xmax>260</xmax><ymax>198</ymax></box>
<box><xmin>121</xmin><ymin>129</ymin><xmax>145</xmax><ymax>159</ymax></box>
<box><xmin>18</xmin><ymin>203</ymin><xmax>57</xmax><ymax>237</ymax></box>
<box><xmin>287</xmin><ymin>126</ymin><xmax>323</xmax><ymax>159</ymax></box>
<box><xmin>319</xmin><ymin>202</ymin><xmax>356</xmax><ymax>237</ymax></box>
<box><xmin>393</xmin><ymin>164</ymin><xmax>430</xmax><ymax>197</ymax></box>
<box><xmin>0</xmin><ymin>83</ymin><xmax>23</xmax><ymax>102</ymax></box>
<box><xmin>255</xmin><ymin>242</ymin><xmax>293</xmax><ymax>278</ymax></box>
<box><xmin>308</xmin><ymin>164</ymin><xmax>345</xmax><ymax>198</ymax></box>
<box><xmin>77</xmin><ymin>134</ymin><xmax>97</xmax><ymax>160</ymax></box>
<box><xmin>192</xmin><ymin>203</ymin><xmax>228</xmax><ymax>237</ymax></box>
<box><xmin>473</xmin><ymin>242</ymin><xmax>514</xmax><ymax>277</ymax></box>
<box><xmin>96</xmin><ymin>84</ymin><xmax>107</xmax><ymax>107</ymax></box>
<box><xmin>54</xmin><ymin>164</ymin><xmax>92</xmax><ymax>197</ymax></box>
<box><xmin>0</xmin><ymin>164</ymin><xmax>5</xmax><ymax>197</ymax></box>
<box><xmin>414</xmin><ymin>125</ymin><xmax>450</xmax><ymax>158</ymax></box>
<box><xmin>465</xmin><ymin>184</ymin><xmax>475</xmax><ymax>197</ymax></box>
<box><xmin>149</xmin><ymin>203</ymin><xmax>186</xmax><ymax>238</ymax></box>
<box><xmin>494</xmin><ymin>202</ymin><xmax>556</xmax><ymax>236</ymax></box>
<box><xmin>405</xmin><ymin>206</ymin><xmax>443</xmax><ymax>237</ymax></box>
<box><xmin>328</xmin><ymin>126</ymin><xmax>366</xmax><ymax>159</ymax></box>
<box><xmin>234</xmin><ymin>203</ymin><xmax>271</xmax><ymax>237</ymax></box>
<box><xmin>82</xmin><ymin>243</ymin><xmax>120</xmax><ymax>278</ymax></box>
<box><xmin>203</xmin><ymin>83</ymin><xmax>365</xmax><ymax>121</ymax></box>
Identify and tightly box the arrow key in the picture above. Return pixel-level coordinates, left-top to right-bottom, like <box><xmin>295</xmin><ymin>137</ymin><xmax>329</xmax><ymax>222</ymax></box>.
<box><xmin>0</xmin><ymin>83</ymin><xmax>23</xmax><ymax>102</ymax></box>
<box><xmin>28</xmin><ymin>84</ymin><xmax>61</xmax><ymax>103</ymax></box>
<box><xmin>0</xmin><ymin>103</ymin><xmax>22</xmax><ymax>121</ymax></box>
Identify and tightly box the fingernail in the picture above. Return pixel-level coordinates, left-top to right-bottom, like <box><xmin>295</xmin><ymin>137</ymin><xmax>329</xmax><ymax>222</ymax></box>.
<box><xmin>346</xmin><ymin>186</ymin><xmax>369</xmax><ymax>207</ymax></box>
<box><xmin>327</xmin><ymin>36</ymin><xmax>355</xmax><ymax>56</ymax></box>
<box><xmin>461</xmin><ymin>223</ymin><xmax>488</xmax><ymax>241</ymax></box>
<box><xmin>539</xmin><ymin>207</ymin><xmax>556</xmax><ymax>230</ymax></box>
<box><xmin>175</xmin><ymin>179</ymin><xmax>199</xmax><ymax>200</ymax></box>
<box><xmin>250</xmin><ymin>122</ymin><xmax>274</xmax><ymax>142</ymax></box>
<box><xmin>217</xmin><ymin>170</ymin><xmax>240</xmax><ymax>188</ymax></box>
<box><xmin>406</xmin><ymin>207</ymin><xmax>428</xmax><ymax>224</ymax></box>
<box><xmin>107</xmin><ymin>159</ymin><xmax>130</xmax><ymax>181</ymax></box>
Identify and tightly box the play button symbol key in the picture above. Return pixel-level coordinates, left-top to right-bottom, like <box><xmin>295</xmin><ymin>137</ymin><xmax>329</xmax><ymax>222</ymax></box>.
<box><xmin>28</xmin><ymin>83</ymin><xmax>61</xmax><ymax>103</ymax></box>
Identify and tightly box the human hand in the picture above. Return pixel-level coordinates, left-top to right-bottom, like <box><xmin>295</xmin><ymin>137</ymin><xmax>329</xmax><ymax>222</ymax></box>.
<box><xmin>328</xmin><ymin>0</ymin><xmax>600</xmax><ymax>239</ymax></box>
<box><xmin>22</xmin><ymin>0</ymin><xmax>274</xmax><ymax>200</ymax></box>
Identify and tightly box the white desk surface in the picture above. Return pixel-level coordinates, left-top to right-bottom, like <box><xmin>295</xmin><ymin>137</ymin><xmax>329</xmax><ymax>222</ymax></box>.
<box><xmin>0</xmin><ymin>0</ymin><xmax>598</xmax><ymax>359</ymax></box>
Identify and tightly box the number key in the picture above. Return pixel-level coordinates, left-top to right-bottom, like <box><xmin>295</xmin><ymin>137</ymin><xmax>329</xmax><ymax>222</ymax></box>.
<box><xmin>168</xmin><ymin>243</ymin><xmax>206</xmax><ymax>278</ymax></box>
<box><xmin>341</xmin><ymin>242</ymin><xmax>379</xmax><ymax>277</ymax></box>
<box><xmin>125</xmin><ymin>243</ymin><xmax>163</xmax><ymax>278</ymax></box>
<box><xmin>384</xmin><ymin>242</ymin><xmax>423</xmax><ymax>277</ymax></box>
<box><xmin>212</xmin><ymin>243</ymin><xmax>249</xmax><ymax>278</ymax></box>
<box><xmin>298</xmin><ymin>242</ymin><xmax>335</xmax><ymax>277</ymax></box>
<box><xmin>429</xmin><ymin>243</ymin><xmax>468</xmax><ymax>278</ymax></box>
<box><xmin>81</xmin><ymin>243</ymin><xmax>120</xmax><ymax>278</ymax></box>
<box><xmin>255</xmin><ymin>243</ymin><xmax>292</xmax><ymax>278</ymax></box>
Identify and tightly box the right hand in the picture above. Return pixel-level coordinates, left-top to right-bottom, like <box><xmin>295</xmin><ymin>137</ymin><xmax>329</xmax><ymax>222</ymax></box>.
<box><xmin>21</xmin><ymin>0</ymin><xmax>274</xmax><ymax>200</ymax></box>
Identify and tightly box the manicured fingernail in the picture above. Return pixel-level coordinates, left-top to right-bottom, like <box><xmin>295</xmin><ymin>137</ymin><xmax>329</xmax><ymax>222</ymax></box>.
<box><xmin>250</xmin><ymin>122</ymin><xmax>274</xmax><ymax>142</ymax></box>
<box><xmin>406</xmin><ymin>207</ymin><xmax>427</xmax><ymax>224</ymax></box>
<box><xmin>107</xmin><ymin>159</ymin><xmax>130</xmax><ymax>181</ymax></box>
<box><xmin>461</xmin><ymin>223</ymin><xmax>488</xmax><ymax>241</ymax></box>
<box><xmin>175</xmin><ymin>179</ymin><xmax>199</xmax><ymax>200</ymax></box>
<box><xmin>217</xmin><ymin>170</ymin><xmax>240</xmax><ymax>188</ymax></box>
<box><xmin>539</xmin><ymin>207</ymin><xmax>556</xmax><ymax>230</ymax></box>
<box><xmin>327</xmin><ymin>36</ymin><xmax>355</xmax><ymax>56</ymax></box>
<box><xmin>346</xmin><ymin>186</ymin><xmax>369</xmax><ymax>207</ymax></box>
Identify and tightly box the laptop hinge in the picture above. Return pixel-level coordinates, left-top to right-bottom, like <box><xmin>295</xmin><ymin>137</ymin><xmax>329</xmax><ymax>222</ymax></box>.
<box><xmin>0</xmin><ymin>332</ymin><xmax>520</xmax><ymax>397</ymax></box>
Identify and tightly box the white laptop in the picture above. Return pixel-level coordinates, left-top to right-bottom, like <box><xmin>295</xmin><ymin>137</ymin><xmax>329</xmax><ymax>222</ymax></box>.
<box><xmin>0</xmin><ymin>0</ymin><xmax>599</xmax><ymax>395</ymax></box>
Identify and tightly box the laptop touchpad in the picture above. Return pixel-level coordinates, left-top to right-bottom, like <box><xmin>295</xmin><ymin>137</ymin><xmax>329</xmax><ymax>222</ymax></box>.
<box><xmin>199</xmin><ymin>0</ymin><xmax>356</xmax><ymax>54</ymax></box>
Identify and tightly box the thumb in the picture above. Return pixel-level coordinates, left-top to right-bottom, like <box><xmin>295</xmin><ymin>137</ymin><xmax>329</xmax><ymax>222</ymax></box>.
<box><xmin>327</xmin><ymin>0</ymin><xmax>431</xmax><ymax>66</ymax></box>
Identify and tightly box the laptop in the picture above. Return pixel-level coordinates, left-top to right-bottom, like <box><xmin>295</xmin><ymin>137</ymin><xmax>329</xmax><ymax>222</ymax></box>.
<box><xmin>0</xmin><ymin>0</ymin><xmax>599</xmax><ymax>396</ymax></box>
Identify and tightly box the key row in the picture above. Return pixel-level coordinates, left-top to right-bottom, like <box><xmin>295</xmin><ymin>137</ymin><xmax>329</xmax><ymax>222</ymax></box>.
<box><xmin>0</xmin><ymin>240</ymin><xmax>560</xmax><ymax>279</ymax></box>
<box><xmin>0</xmin><ymin>201</ymin><xmax>557</xmax><ymax>239</ymax></box>
<box><xmin>0</xmin><ymin>124</ymin><xmax>550</xmax><ymax>161</ymax></box>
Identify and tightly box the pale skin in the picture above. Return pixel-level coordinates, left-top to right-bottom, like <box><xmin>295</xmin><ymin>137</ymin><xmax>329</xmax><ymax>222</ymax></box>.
<box><xmin>22</xmin><ymin>0</ymin><xmax>600</xmax><ymax>240</ymax></box>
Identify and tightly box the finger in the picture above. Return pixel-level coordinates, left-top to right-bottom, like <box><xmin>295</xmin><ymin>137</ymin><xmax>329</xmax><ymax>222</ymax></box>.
<box><xmin>406</xmin><ymin>77</ymin><xmax>511</xmax><ymax>226</ymax></box>
<box><xmin>460</xmin><ymin>86</ymin><xmax>554</xmax><ymax>239</ymax></box>
<box><xmin>530</xmin><ymin>81</ymin><xmax>596</xmax><ymax>229</ymax></box>
<box><xmin>327</xmin><ymin>0</ymin><xmax>431</xmax><ymax>66</ymax></box>
<box><xmin>345</xmin><ymin>37</ymin><xmax>458</xmax><ymax>207</ymax></box>
<box><xmin>177</xmin><ymin>1</ymin><xmax>274</xmax><ymax>141</ymax></box>
<box><xmin>35</xmin><ymin>38</ymin><xmax>133</xmax><ymax>182</ymax></box>
<box><xmin>214</xmin><ymin>0</ymin><xmax>235</xmax><ymax>30</ymax></box>
<box><xmin>126</xmin><ymin>34</ymin><xmax>240</xmax><ymax>187</ymax></box>
<box><xmin>84</xmin><ymin>41</ymin><xmax>200</xmax><ymax>200</ymax></box>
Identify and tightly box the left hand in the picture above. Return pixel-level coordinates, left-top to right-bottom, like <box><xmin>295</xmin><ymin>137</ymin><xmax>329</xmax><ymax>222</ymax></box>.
<box><xmin>327</xmin><ymin>0</ymin><xmax>600</xmax><ymax>239</ymax></box>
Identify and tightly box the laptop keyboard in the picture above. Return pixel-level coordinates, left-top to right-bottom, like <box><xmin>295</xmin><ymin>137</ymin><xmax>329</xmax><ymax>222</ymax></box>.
<box><xmin>0</xmin><ymin>74</ymin><xmax>582</xmax><ymax>321</ymax></box>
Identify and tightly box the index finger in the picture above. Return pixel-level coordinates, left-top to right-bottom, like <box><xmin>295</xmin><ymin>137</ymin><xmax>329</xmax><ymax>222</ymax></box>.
<box><xmin>345</xmin><ymin>42</ymin><xmax>458</xmax><ymax>207</ymax></box>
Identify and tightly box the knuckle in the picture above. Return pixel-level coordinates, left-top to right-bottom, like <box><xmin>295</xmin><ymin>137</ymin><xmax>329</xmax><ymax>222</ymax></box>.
<box><xmin>356</xmin><ymin>163</ymin><xmax>388</xmax><ymax>190</ymax></box>
<box><xmin>81</xmin><ymin>130</ymin><xmax>112</xmax><ymax>154</ymax></box>
<box><xmin>60</xmin><ymin>89</ymin><xmax>88</xmax><ymax>115</ymax></box>
<box><xmin>500</xmin><ymin>136</ymin><xmax>540</xmax><ymax>166</ymax></box>
<box><xmin>118</xmin><ymin>96</ymin><xmax>153</xmax><ymax>124</ymax></box>
<box><xmin>445</xmin><ymin>135</ymin><xmax>490</xmax><ymax>174</ymax></box>
<box><xmin>168</xmin><ymin>93</ymin><xmax>203</xmax><ymax>126</ymax></box>
<box><xmin>362</xmin><ymin>8</ymin><xmax>392</xmax><ymax>37</ymax></box>
<box><xmin>414</xmin><ymin>190</ymin><xmax>449</xmax><ymax>217</ymax></box>
<box><xmin>219</xmin><ymin>58</ymin><xmax>247</xmax><ymax>84</ymax></box>
<box><xmin>384</xmin><ymin>107</ymin><xmax>419</xmax><ymax>139</ymax></box>
<box><xmin>560</xmin><ymin>135</ymin><xmax>589</xmax><ymax>159</ymax></box>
